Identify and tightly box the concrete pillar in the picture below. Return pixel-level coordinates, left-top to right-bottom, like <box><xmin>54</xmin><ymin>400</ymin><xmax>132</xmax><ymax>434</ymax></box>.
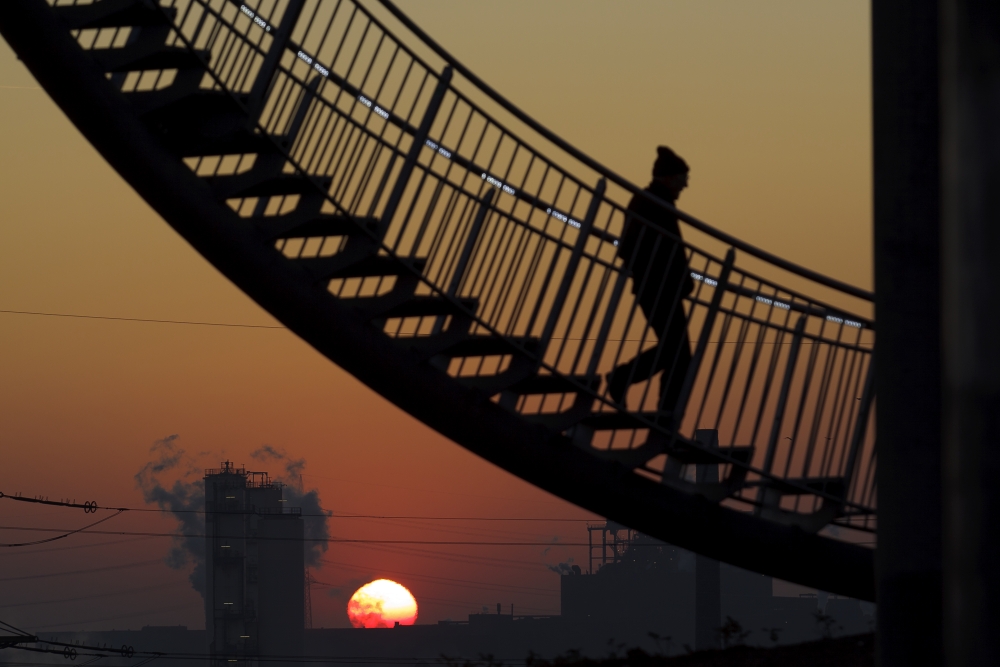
<box><xmin>871</xmin><ymin>2</ymin><xmax>943</xmax><ymax>665</ymax></box>
<box><xmin>694</xmin><ymin>430</ymin><xmax>721</xmax><ymax>651</ymax></box>
<box><xmin>940</xmin><ymin>3</ymin><xmax>1000</xmax><ymax>665</ymax></box>
<box><xmin>695</xmin><ymin>554</ymin><xmax>721</xmax><ymax>651</ymax></box>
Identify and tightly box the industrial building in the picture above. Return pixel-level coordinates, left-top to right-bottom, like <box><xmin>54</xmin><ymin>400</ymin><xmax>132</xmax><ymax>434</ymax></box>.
<box><xmin>203</xmin><ymin>463</ymin><xmax>304</xmax><ymax>667</ymax></box>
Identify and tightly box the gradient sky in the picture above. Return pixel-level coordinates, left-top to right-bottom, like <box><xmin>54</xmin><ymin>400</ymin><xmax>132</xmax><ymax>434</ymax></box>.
<box><xmin>0</xmin><ymin>1</ymin><xmax>870</xmax><ymax>631</ymax></box>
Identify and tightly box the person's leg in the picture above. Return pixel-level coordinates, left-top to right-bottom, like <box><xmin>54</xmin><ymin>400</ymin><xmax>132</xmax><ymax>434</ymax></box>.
<box><xmin>607</xmin><ymin>287</ymin><xmax>685</xmax><ymax>404</ymax></box>
<box><xmin>656</xmin><ymin>318</ymin><xmax>692</xmax><ymax>414</ymax></box>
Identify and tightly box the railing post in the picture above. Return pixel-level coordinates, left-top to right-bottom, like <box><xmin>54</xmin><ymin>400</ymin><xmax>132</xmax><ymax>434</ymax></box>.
<box><xmin>754</xmin><ymin>313</ymin><xmax>807</xmax><ymax>513</ymax></box>
<box><xmin>671</xmin><ymin>248</ymin><xmax>736</xmax><ymax>427</ymax></box>
<box><xmin>379</xmin><ymin>66</ymin><xmax>453</xmax><ymax>237</ymax></box>
<box><xmin>245</xmin><ymin>0</ymin><xmax>306</xmax><ymax>123</ymax></box>
<box><xmin>430</xmin><ymin>189</ymin><xmax>495</xmax><ymax>336</ymax></box>
<box><xmin>584</xmin><ymin>267</ymin><xmax>631</xmax><ymax>380</ymax></box>
<box><xmin>536</xmin><ymin>179</ymin><xmax>606</xmax><ymax>361</ymax></box>
<box><xmin>445</xmin><ymin>190</ymin><xmax>495</xmax><ymax>298</ymax></box>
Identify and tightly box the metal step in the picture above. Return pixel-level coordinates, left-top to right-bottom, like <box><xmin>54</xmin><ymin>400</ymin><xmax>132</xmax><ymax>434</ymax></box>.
<box><xmin>293</xmin><ymin>254</ymin><xmax>424</xmax><ymax>281</ymax></box>
<box><xmin>508</xmin><ymin>373</ymin><xmax>600</xmax><ymax>395</ymax></box>
<box><xmin>267</xmin><ymin>215</ymin><xmax>377</xmax><ymax>241</ymax></box>
<box><xmin>94</xmin><ymin>42</ymin><xmax>204</xmax><ymax>73</ymax></box>
<box><xmin>53</xmin><ymin>0</ymin><xmax>174</xmax><ymax>30</ymax></box>
<box><xmin>371</xmin><ymin>296</ymin><xmax>477</xmax><ymax>319</ymax></box>
<box><xmin>581</xmin><ymin>410</ymin><xmax>672</xmax><ymax>431</ymax></box>
<box><xmin>135</xmin><ymin>91</ymin><xmax>260</xmax><ymax>149</ymax></box>
<box><xmin>755</xmin><ymin>476</ymin><xmax>846</xmax><ymax>498</ymax></box>
<box><xmin>440</xmin><ymin>335</ymin><xmax>540</xmax><ymax>359</ymax></box>
<box><xmin>207</xmin><ymin>172</ymin><xmax>330</xmax><ymax>200</ymax></box>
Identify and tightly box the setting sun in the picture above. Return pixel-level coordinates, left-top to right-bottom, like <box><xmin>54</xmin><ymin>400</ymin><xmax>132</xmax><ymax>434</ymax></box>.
<box><xmin>347</xmin><ymin>579</ymin><xmax>419</xmax><ymax>628</ymax></box>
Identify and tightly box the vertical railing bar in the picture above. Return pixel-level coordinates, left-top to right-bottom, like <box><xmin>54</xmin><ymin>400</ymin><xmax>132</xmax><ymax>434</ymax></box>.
<box><xmin>390</xmin><ymin>86</ymin><xmax>463</xmax><ymax>257</ymax></box>
<box><xmin>690</xmin><ymin>268</ymin><xmax>751</xmax><ymax>428</ymax></box>
<box><xmin>693</xmin><ymin>308</ymin><xmax>738</xmax><ymax>430</ymax></box>
<box><xmin>819</xmin><ymin>344</ymin><xmax>856</xmax><ymax>486</ymax></box>
<box><xmin>669</xmin><ymin>247</ymin><xmax>736</xmax><ymax>430</ymax></box>
<box><xmin>494</xmin><ymin>215</ymin><xmax>538</xmax><ymax>335</ymax></box>
<box><xmin>536</xmin><ymin>179</ymin><xmax>607</xmax><ymax>362</ymax></box>
<box><xmin>752</xmin><ymin>313</ymin><xmax>807</xmax><ymax>511</ymax></box>
<box><xmin>748</xmin><ymin>331</ymin><xmax>789</xmax><ymax>462</ymax></box>
<box><xmin>346</xmin><ymin>138</ymin><xmax>391</xmax><ymax>236</ymax></box>
<box><xmin>469</xmin><ymin>132</ymin><xmax>526</xmax><ymax>329</ymax></box>
<box><xmin>780</xmin><ymin>321</ymin><xmax>825</xmax><ymax>481</ymax></box>
<box><xmin>474</xmin><ymin>209</ymin><xmax>518</xmax><ymax>329</ymax></box>
<box><xmin>566</xmin><ymin>205</ymin><xmax>618</xmax><ymax>374</ymax></box>
<box><xmin>484</xmin><ymin>143</ymin><xmax>533</xmax><ymax>331</ymax></box>
<box><xmin>443</xmin><ymin>190</ymin><xmax>495</xmax><ymax>299</ymax></box>
<box><xmin>797</xmin><ymin>343</ymin><xmax>836</xmax><ymax>485</ymax></box>
<box><xmin>585</xmin><ymin>267</ymin><xmax>631</xmax><ymax>382</ymax></box>
<box><xmin>355</xmin><ymin>74</ymin><xmax>418</xmax><ymax>210</ymax></box>
<box><xmin>826</xmin><ymin>346</ymin><xmax>865</xmax><ymax>481</ymax></box>
<box><xmin>345</xmin><ymin>127</ymin><xmax>391</xmax><ymax>215</ymax></box>
<box><xmin>422</xmin><ymin>186</ymin><xmax>467</xmax><ymax>286</ymax></box>
<box><xmin>377</xmin><ymin>65</ymin><xmax>451</xmax><ymax>236</ymax></box>
<box><xmin>833</xmin><ymin>352</ymin><xmax>870</xmax><ymax>480</ymax></box>
<box><xmin>711</xmin><ymin>311</ymin><xmax>752</xmax><ymax>432</ymax></box>
<box><xmin>504</xmin><ymin>160</ymin><xmax>553</xmax><ymax>332</ymax></box>
<box><xmin>836</xmin><ymin>349</ymin><xmax>871</xmax><ymax>484</ymax></box>
<box><xmin>496</xmin><ymin>185</ymin><xmax>549</xmax><ymax>335</ymax></box>
<box><xmin>481</xmin><ymin>187</ymin><xmax>532</xmax><ymax>331</ymax></box>
<box><xmin>555</xmin><ymin>239</ymin><xmax>601</xmax><ymax>373</ymax></box>
<box><xmin>348</xmin><ymin>68</ymin><xmax>430</xmax><ymax>215</ymax></box>
<box><xmin>521</xmin><ymin>173</ymin><xmax>573</xmax><ymax>335</ymax></box>
<box><xmin>568</xmin><ymin>260</ymin><xmax>614</xmax><ymax>377</ymax></box>
<box><xmin>816</xmin><ymin>333</ymin><xmax>854</xmax><ymax>480</ymax></box>
<box><xmin>824</xmin><ymin>326</ymin><xmax>857</xmax><ymax>471</ymax></box>
<box><xmin>506</xmin><ymin>225</ymin><xmax>549</xmax><ymax>337</ymax></box>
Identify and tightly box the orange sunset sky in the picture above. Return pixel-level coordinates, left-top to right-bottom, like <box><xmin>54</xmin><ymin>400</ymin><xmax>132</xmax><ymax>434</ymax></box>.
<box><xmin>0</xmin><ymin>1</ymin><xmax>871</xmax><ymax>630</ymax></box>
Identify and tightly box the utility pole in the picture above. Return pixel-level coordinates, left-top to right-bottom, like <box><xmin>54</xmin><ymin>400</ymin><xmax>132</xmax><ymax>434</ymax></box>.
<box><xmin>871</xmin><ymin>1</ymin><xmax>943</xmax><ymax>665</ymax></box>
<box><xmin>940</xmin><ymin>2</ymin><xmax>1000</xmax><ymax>665</ymax></box>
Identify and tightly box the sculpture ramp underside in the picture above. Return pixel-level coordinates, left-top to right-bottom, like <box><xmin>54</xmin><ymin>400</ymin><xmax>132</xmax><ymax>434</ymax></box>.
<box><xmin>0</xmin><ymin>0</ymin><xmax>878</xmax><ymax>600</ymax></box>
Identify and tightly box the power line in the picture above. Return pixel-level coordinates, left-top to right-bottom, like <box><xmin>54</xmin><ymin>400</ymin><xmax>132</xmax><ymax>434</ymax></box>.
<box><xmin>0</xmin><ymin>558</ymin><xmax>162</xmax><ymax>583</ymax></box>
<box><xmin>0</xmin><ymin>309</ymin><xmax>284</xmax><ymax>329</ymax></box>
<box><xmin>0</xmin><ymin>535</ymin><xmax>157</xmax><ymax>557</ymax></box>
<box><xmin>0</xmin><ymin>525</ymin><xmax>588</xmax><ymax>546</ymax></box>
<box><xmin>0</xmin><ymin>511</ymin><xmax>125</xmax><ymax>548</ymax></box>
<box><xmin>0</xmin><ymin>309</ymin><xmax>869</xmax><ymax>345</ymax></box>
<box><xmin>1</xmin><ymin>491</ymin><xmax>593</xmax><ymax>522</ymax></box>
<box><xmin>0</xmin><ymin>580</ymin><xmax>178</xmax><ymax>610</ymax></box>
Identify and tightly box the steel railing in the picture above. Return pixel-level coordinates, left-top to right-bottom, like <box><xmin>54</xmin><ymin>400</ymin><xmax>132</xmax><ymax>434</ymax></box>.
<box><xmin>61</xmin><ymin>0</ymin><xmax>877</xmax><ymax>534</ymax></box>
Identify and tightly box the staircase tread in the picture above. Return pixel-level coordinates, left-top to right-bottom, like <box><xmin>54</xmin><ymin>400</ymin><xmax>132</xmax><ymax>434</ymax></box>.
<box><xmin>94</xmin><ymin>44</ymin><xmax>204</xmax><ymax>72</ymax></box>
<box><xmin>293</xmin><ymin>254</ymin><xmax>422</xmax><ymax>279</ymax></box>
<box><xmin>54</xmin><ymin>0</ymin><xmax>175</xmax><ymax>29</ymax></box>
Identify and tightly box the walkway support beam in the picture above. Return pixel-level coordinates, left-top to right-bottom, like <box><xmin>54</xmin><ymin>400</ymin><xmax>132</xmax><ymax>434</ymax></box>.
<box><xmin>872</xmin><ymin>1</ymin><xmax>942</xmax><ymax>665</ymax></box>
<box><xmin>941</xmin><ymin>2</ymin><xmax>1000</xmax><ymax>665</ymax></box>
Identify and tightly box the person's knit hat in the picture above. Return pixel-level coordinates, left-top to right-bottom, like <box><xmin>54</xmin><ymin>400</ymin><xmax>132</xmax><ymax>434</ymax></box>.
<box><xmin>652</xmin><ymin>146</ymin><xmax>689</xmax><ymax>177</ymax></box>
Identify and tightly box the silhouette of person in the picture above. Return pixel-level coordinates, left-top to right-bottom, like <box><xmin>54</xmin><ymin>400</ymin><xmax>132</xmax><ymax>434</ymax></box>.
<box><xmin>607</xmin><ymin>146</ymin><xmax>693</xmax><ymax>412</ymax></box>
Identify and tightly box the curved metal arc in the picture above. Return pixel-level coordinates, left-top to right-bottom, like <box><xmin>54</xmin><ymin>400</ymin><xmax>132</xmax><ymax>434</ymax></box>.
<box><xmin>1</xmin><ymin>0</ymin><xmax>876</xmax><ymax>601</ymax></box>
<box><xmin>370</xmin><ymin>0</ymin><xmax>873</xmax><ymax>303</ymax></box>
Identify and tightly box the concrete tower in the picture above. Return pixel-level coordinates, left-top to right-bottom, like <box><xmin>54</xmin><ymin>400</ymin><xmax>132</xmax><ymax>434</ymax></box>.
<box><xmin>204</xmin><ymin>463</ymin><xmax>304</xmax><ymax>667</ymax></box>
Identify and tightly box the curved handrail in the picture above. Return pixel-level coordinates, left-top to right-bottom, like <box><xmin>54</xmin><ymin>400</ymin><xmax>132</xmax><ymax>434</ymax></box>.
<box><xmin>373</xmin><ymin>0</ymin><xmax>874</xmax><ymax>303</ymax></box>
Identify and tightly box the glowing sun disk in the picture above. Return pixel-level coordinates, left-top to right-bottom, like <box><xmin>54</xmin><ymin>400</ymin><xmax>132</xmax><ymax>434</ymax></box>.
<box><xmin>347</xmin><ymin>579</ymin><xmax>418</xmax><ymax>629</ymax></box>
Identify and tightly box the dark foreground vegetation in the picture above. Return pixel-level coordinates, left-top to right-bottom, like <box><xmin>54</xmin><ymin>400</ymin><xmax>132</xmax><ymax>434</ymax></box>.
<box><xmin>445</xmin><ymin>634</ymin><xmax>874</xmax><ymax>667</ymax></box>
<box><xmin>529</xmin><ymin>635</ymin><xmax>874</xmax><ymax>667</ymax></box>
